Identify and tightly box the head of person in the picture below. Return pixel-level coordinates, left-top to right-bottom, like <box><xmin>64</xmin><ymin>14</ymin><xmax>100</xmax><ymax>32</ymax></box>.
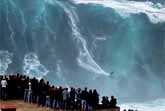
<box><xmin>84</xmin><ymin>87</ymin><xmax>87</xmax><ymax>91</ymax></box>
<box><xmin>111</xmin><ymin>96</ymin><xmax>115</xmax><ymax>99</ymax></box>
<box><xmin>89</xmin><ymin>89</ymin><xmax>92</xmax><ymax>93</ymax></box>
<box><xmin>3</xmin><ymin>76</ymin><xmax>6</xmax><ymax>80</ymax></box>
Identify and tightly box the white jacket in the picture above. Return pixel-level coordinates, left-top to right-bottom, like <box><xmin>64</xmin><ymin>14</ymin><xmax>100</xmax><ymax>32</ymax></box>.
<box><xmin>1</xmin><ymin>79</ymin><xmax>7</xmax><ymax>88</ymax></box>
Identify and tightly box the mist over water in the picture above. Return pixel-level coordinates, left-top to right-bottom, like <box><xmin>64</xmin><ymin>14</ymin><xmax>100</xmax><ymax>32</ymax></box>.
<box><xmin>0</xmin><ymin>1</ymin><xmax>165</xmax><ymax>108</ymax></box>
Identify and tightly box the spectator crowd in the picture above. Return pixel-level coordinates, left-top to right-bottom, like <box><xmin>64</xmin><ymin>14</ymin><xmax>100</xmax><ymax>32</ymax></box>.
<box><xmin>0</xmin><ymin>74</ymin><xmax>118</xmax><ymax>111</ymax></box>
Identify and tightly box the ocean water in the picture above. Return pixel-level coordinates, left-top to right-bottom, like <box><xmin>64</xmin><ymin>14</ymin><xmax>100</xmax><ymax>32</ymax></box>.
<box><xmin>0</xmin><ymin>0</ymin><xmax>165</xmax><ymax>108</ymax></box>
<box><xmin>120</xmin><ymin>98</ymin><xmax>165</xmax><ymax>111</ymax></box>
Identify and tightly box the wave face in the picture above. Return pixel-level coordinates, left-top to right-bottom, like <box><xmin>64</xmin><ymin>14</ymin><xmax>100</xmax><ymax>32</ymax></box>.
<box><xmin>0</xmin><ymin>0</ymin><xmax>165</xmax><ymax>103</ymax></box>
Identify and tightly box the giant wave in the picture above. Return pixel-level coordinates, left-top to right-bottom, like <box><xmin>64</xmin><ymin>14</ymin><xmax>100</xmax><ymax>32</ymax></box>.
<box><xmin>0</xmin><ymin>0</ymin><xmax>165</xmax><ymax>109</ymax></box>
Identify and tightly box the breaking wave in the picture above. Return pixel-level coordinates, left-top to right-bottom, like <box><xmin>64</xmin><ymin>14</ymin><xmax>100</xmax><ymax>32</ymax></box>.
<box><xmin>73</xmin><ymin>0</ymin><xmax>165</xmax><ymax>23</ymax></box>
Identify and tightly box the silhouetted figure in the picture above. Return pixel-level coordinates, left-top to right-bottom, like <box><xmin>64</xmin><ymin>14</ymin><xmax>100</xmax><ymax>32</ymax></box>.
<box><xmin>56</xmin><ymin>86</ymin><xmax>63</xmax><ymax>108</ymax></box>
<box><xmin>52</xmin><ymin>87</ymin><xmax>58</xmax><ymax>109</ymax></box>
<box><xmin>0</xmin><ymin>76</ymin><xmax>2</xmax><ymax>99</ymax></box>
<box><xmin>23</xmin><ymin>76</ymin><xmax>29</xmax><ymax>102</ymax></box>
<box><xmin>75</xmin><ymin>88</ymin><xmax>82</xmax><ymax>110</ymax></box>
<box><xmin>27</xmin><ymin>80</ymin><xmax>32</xmax><ymax>103</ymax></box>
<box><xmin>109</xmin><ymin>96</ymin><xmax>117</xmax><ymax>108</ymax></box>
<box><xmin>93</xmin><ymin>89</ymin><xmax>99</xmax><ymax>108</ymax></box>
<box><xmin>0</xmin><ymin>74</ymin><xmax>122</xmax><ymax>111</ymax></box>
<box><xmin>102</xmin><ymin>96</ymin><xmax>109</xmax><ymax>108</ymax></box>
<box><xmin>81</xmin><ymin>87</ymin><xmax>88</xmax><ymax>111</ymax></box>
<box><xmin>69</xmin><ymin>87</ymin><xmax>76</xmax><ymax>110</ymax></box>
<box><xmin>38</xmin><ymin>79</ymin><xmax>46</xmax><ymax>106</ymax></box>
<box><xmin>62</xmin><ymin>88</ymin><xmax>69</xmax><ymax>109</ymax></box>
<box><xmin>31</xmin><ymin>77</ymin><xmax>39</xmax><ymax>103</ymax></box>
<box><xmin>1</xmin><ymin>76</ymin><xmax>8</xmax><ymax>100</ymax></box>
<box><xmin>45</xmin><ymin>81</ymin><xmax>51</xmax><ymax>107</ymax></box>
<box><xmin>87</xmin><ymin>89</ymin><xmax>93</xmax><ymax>111</ymax></box>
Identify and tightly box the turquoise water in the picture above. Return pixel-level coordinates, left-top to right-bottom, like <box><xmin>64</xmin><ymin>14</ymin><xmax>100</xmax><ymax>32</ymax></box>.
<box><xmin>0</xmin><ymin>0</ymin><xmax>165</xmax><ymax>102</ymax></box>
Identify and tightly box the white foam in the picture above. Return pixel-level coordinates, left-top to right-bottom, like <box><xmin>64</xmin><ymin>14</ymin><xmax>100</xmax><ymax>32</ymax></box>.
<box><xmin>120</xmin><ymin>98</ymin><xmax>165</xmax><ymax>111</ymax></box>
<box><xmin>47</xmin><ymin>0</ymin><xmax>109</xmax><ymax>76</ymax></box>
<box><xmin>23</xmin><ymin>53</ymin><xmax>49</xmax><ymax>79</ymax></box>
<box><xmin>0</xmin><ymin>50</ymin><xmax>13</xmax><ymax>75</ymax></box>
<box><xmin>73</xmin><ymin>0</ymin><xmax>165</xmax><ymax>23</ymax></box>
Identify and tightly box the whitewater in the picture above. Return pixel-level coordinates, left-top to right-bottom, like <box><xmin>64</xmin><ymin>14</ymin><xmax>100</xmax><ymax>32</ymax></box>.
<box><xmin>73</xmin><ymin>0</ymin><xmax>165</xmax><ymax>111</ymax></box>
<box><xmin>73</xmin><ymin>0</ymin><xmax>165</xmax><ymax>23</ymax></box>
<box><xmin>120</xmin><ymin>98</ymin><xmax>165</xmax><ymax>111</ymax></box>
<box><xmin>0</xmin><ymin>0</ymin><xmax>165</xmax><ymax>110</ymax></box>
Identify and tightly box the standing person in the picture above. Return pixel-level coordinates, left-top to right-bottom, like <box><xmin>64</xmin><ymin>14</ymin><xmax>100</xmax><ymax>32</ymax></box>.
<box><xmin>76</xmin><ymin>88</ymin><xmax>82</xmax><ymax>110</ymax></box>
<box><xmin>81</xmin><ymin>87</ymin><xmax>88</xmax><ymax>111</ymax></box>
<box><xmin>57</xmin><ymin>86</ymin><xmax>63</xmax><ymax>109</ymax></box>
<box><xmin>109</xmin><ymin>96</ymin><xmax>117</xmax><ymax>108</ymax></box>
<box><xmin>93</xmin><ymin>89</ymin><xmax>99</xmax><ymax>109</ymax></box>
<box><xmin>38</xmin><ymin>79</ymin><xmax>46</xmax><ymax>107</ymax></box>
<box><xmin>49</xmin><ymin>86</ymin><xmax>55</xmax><ymax>108</ymax></box>
<box><xmin>23</xmin><ymin>76</ymin><xmax>29</xmax><ymax>102</ymax></box>
<box><xmin>88</xmin><ymin>89</ymin><xmax>93</xmax><ymax>111</ymax></box>
<box><xmin>69</xmin><ymin>87</ymin><xmax>76</xmax><ymax>110</ymax></box>
<box><xmin>45</xmin><ymin>81</ymin><xmax>51</xmax><ymax>107</ymax></box>
<box><xmin>31</xmin><ymin>77</ymin><xmax>39</xmax><ymax>103</ymax></box>
<box><xmin>0</xmin><ymin>76</ymin><xmax>2</xmax><ymax>99</ymax></box>
<box><xmin>52</xmin><ymin>87</ymin><xmax>58</xmax><ymax>109</ymax></box>
<box><xmin>27</xmin><ymin>80</ymin><xmax>32</xmax><ymax>103</ymax></box>
<box><xmin>62</xmin><ymin>88</ymin><xmax>69</xmax><ymax>109</ymax></box>
<box><xmin>1</xmin><ymin>76</ymin><xmax>8</xmax><ymax>100</ymax></box>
